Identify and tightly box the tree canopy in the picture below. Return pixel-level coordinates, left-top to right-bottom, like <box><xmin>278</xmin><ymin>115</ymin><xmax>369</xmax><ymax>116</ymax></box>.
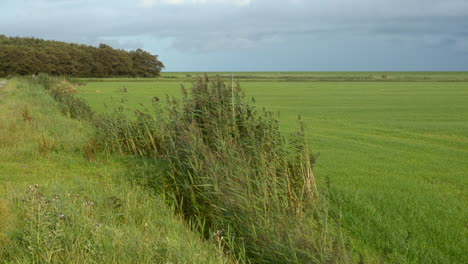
<box><xmin>0</xmin><ymin>35</ymin><xmax>164</xmax><ymax>77</ymax></box>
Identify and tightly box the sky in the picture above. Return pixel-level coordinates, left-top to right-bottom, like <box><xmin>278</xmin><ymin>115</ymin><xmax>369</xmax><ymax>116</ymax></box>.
<box><xmin>1</xmin><ymin>0</ymin><xmax>467</xmax><ymax>71</ymax></box>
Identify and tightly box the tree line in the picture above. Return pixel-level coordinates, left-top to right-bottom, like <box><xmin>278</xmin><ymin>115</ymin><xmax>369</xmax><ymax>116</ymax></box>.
<box><xmin>0</xmin><ymin>35</ymin><xmax>164</xmax><ymax>77</ymax></box>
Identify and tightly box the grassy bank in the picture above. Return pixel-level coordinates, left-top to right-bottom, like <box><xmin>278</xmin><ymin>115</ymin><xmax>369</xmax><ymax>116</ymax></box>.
<box><xmin>0</xmin><ymin>78</ymin><xmax>227</xmax><ymax>263</ymax></box>
<box><xmin>77</xmin><ymin>73</ymin><xmax>468</xmax><ymax>264</ymax></box>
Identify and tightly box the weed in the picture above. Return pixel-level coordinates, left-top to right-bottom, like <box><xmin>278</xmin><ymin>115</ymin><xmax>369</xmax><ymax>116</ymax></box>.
<box><xmin>118</xmin><ymin>86</ymin><xmax>128</xmax><ymax>93</ymax></box>
<box><xmin>22</xmin><ymin>107</ymin><xmax>33</xmax><ymax>122</ymax></box>
<box><xmin>38</xmin><ymin>135</ymin><xmax>58</xmax><ymax>155</ymax></box>
<box><xmin>84</xmin><ymin>137</ymin><xmax>98</xmax><ymax>162</ymax></box>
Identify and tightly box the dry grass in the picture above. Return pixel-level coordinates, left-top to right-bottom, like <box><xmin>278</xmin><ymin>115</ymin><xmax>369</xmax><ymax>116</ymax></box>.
<box><xmin>38</xmin><ymin>135</ymin><xmax>58</xmax><ymax>155</ymax></box>
<box><xmin>22</xmin><ymin>107</ymin><xmax>33</xmax><ymax>122</ymax></box>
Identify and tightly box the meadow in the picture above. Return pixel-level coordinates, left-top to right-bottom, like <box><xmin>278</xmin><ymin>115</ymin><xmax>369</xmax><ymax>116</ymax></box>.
<box><xmin>76</xmin><ymin>72</ymin><xmax>468</xmax><ymax>264</ymax></box>
<box><xmin>80</xmin><ymin>71</ymin><xmax>468</xmax><ymax>83</ymax></box>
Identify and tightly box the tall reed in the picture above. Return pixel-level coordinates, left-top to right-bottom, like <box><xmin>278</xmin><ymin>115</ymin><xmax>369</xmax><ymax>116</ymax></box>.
<box><xmin>95</xmin><ymin>75</ymin><xmax>351</xmax><ymax>263</ymax></box>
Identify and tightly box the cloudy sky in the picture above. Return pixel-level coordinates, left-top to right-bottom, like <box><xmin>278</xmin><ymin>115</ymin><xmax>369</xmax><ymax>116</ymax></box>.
<box><xmin>1</xmin><ymin>0</ymin><xmax>467</xmax><ymax>71</ymax></box>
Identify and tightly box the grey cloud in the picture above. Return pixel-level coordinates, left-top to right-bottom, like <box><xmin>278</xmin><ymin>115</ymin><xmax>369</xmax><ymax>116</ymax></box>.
<box><xmin>3</xmin><ymin>0</ymin><xmax>467</xmax><ymax>53</ymax></box>
<box><xmin>1</xmin><ymin>0</ymin><xmax>467</xmax><ymax>70</ymax></box>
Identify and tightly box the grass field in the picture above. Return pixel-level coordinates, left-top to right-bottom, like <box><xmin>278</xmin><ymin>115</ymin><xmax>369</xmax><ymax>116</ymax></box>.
<box><xmin>80</xmin><ymin>71</ymin><xmax>468</xmax><ymax>83</ymax></box>
<box><xmin>77</xmin><ymin>72</ymin><xmax>468</xmax><ymax>264</ymax></box>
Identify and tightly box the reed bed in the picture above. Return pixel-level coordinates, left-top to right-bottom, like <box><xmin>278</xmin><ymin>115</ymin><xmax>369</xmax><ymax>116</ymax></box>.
<box><xmin>94</xmin><ymin>75</ymin><xmax>351</xmax><ymax>263</ymax></box>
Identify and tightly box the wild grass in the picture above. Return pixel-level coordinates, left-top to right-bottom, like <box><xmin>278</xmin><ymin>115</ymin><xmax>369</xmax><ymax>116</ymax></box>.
<box><xmin>94</xmin><ymin>75</ymin><xmax>352</xmax><ymax>263</ymax></box>
<box><xmin>0</xmin><ymin>78</ymin><xmax>228</xmax><ymax>263</ymax></box>
<box><xmin>29</xmin><ymin>73</ymin><xmax>94</xmax><ymax>120</ymax></box>
<box><xmin>38</xmin><ymin>135</ymin><xmax>58</xmax><ymax>156</ymax></box>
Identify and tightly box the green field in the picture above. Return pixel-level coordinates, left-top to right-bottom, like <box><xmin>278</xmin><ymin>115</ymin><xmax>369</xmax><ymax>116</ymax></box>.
<box><xmin>77</xmin><ymin>72</ymin><xmax>468</xmax><ymax>263</ymax></box>
<box><xmin>80</xmin><ymin>71</ymin><xmax>468</xmax><ymax>83</ymax></box>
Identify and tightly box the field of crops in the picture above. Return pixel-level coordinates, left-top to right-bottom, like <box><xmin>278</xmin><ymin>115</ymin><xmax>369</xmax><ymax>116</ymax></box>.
<box><xmin>77</xmin><ymin>72</ymin><xmax>468</xmax><ymax>263</ymax></box>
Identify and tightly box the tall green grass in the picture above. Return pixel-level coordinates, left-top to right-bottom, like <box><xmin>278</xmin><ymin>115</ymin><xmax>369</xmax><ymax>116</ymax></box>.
<box><xmin>30</xmin><ymin>73</ymin><xmax>94</xmax><ymax>120</ymax></box>
<box><xmin>0</xmin><ymin>78</ymin><xmax>228</xmax><ymax>263</ymax></box>
<box><xmin>94</xmin><ymin>76</ymin><xmax>352</xmax><ymax>263</ymax></box>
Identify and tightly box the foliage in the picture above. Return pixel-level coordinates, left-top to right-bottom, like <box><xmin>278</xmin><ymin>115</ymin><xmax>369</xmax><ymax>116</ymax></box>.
<box><xmin>94</xmin><ymin>75</ymin><xmax>351</xmax><ymax>263</ymax></box>
<box><xmin>0</xmin><ymin>35</ymin><xmax>164</xmax><ymax>77</ymax></box>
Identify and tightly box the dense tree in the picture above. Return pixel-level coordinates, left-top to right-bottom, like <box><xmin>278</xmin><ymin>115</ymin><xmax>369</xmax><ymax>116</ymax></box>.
<box><xmin>0</xmin><ymin>35</ymin><xmax>164</xmax><ymax>77</ymax></box>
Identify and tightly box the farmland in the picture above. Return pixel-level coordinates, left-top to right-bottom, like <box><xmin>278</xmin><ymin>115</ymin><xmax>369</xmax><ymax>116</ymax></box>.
<box><xmin>77</xmin><ymin>72</ymin><xmax>468</xmax><ymax>263</ymax></box>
